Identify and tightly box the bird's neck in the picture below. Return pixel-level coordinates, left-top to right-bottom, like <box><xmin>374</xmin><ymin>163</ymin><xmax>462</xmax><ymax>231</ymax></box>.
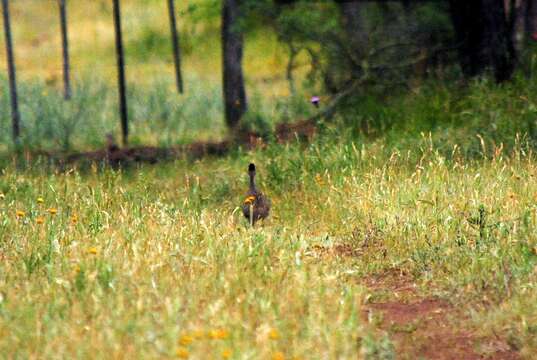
<box><xmin>249</xmin><ymin>173</ymin><xmax>256</xmax><ymax>192</ymax></box>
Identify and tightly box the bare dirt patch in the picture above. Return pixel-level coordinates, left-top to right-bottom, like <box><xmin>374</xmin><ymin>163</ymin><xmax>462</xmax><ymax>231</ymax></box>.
<box><xmin>21</xmin><ymin>119</ymin><xmax>319</xmax><ymax>168</ymax></box>
<box><xmin>363</xmin><ymin>270</ymin><xmax>519</xmax><ymax>360</ymax></box>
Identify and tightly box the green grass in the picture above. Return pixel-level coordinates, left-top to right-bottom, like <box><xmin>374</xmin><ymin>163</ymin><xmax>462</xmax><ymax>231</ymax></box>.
<box><xmin>0</xmin><ymin>134</ymin><xmax>536</xmax><ymax>358</ymax></box>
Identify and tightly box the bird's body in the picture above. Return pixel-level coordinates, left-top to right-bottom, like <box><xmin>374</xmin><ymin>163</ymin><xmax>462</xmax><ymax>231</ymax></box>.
<box><xmin>106</xmin><ymin>133</ymin><xmax>120</xmax><ymax>153</ymax></box>
<box><xmin>241</xmin><ymin>163</ymin><xmax>270</xmax><ymax>224</ymax></box>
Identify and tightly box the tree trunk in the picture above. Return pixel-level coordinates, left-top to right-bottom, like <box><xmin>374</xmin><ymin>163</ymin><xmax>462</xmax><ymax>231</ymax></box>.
<box><xmin>338</xmin><ymin>0</ymin><xmax>368</xmax><ymax>59</ymax></box>
<box><xmin>510</xmin><ymin>0</ymin><xmax>527</xmax><ymax>55</ymax></box>
<box><xmin>449</xmin><ymin>0</ymin><xmax>515</xmax><ymax>82</ymax></box>
<box><xmin>484</xmin><ymin>0</ymin><xmax>516</xmax><ymax>81</ymax></box>
<box><xmin>222</xmin><ymin>0</ymin><xmax>247</xmax><ymax>131</ymax></box>
<box><xmin>527</xmin><ymin>0</ymin><xmax>537</xmax><ymax>38</ymax></box>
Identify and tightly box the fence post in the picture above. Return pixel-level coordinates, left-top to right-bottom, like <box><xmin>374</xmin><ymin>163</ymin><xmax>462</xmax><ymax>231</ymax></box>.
<box><xmin>167</xmin><ymin>0</ymin><xmax>183</xmax><ymax>94</ymax></box>
<box><xmin>58</xmin><ymin>0</ymin><xmax>71</xmax><ymax>100</ymax></box>
<box><xmin>1</xmin><ymin>0</ymin><xmax>21</xmax><ymax>145</ymax></box>
<box><xmin>112</xmin><ymin>0</ymin><xmax>128</xmax><ymax>146</ymax></box>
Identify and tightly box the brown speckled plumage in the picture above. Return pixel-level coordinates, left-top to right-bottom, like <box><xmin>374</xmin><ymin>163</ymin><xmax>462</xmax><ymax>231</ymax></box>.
<box><xmin>241</xmin><ymin>163</ymin><xmax>270</xmax><ymax>225</ymax></box>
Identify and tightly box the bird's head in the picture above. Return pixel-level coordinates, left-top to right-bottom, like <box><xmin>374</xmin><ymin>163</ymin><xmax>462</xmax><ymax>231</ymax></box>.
<box><xmin>248</xmin><ymin>163</ymin><xmax>256</xmax><ymax>174</ymax></box>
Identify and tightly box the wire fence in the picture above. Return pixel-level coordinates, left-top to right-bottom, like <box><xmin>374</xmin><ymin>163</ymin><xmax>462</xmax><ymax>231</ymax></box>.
<box><xmin>1</xmin><ymin>0</ymin><xmax>186</xmax><ymax>147</ymax></box>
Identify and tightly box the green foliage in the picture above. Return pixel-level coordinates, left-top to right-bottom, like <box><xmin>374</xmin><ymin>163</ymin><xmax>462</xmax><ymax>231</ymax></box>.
<box><xmin>251</xmin><ymin>2</ymin><xmax>454</xmax><ymax>96</ymax></box>
<box><xmin>126</xmin><ymin>25</ymin><xmax>171</xmax><ymax>61</ymax></box>
<box><xmin>0</xmin><ymin>75</ymin><xmax>226</xmax><ymax>151</ymax></box>
<box><xmin>360</xmin><ymin>334</ymin><xmax>396</xmax><ymax>360</ymax></box>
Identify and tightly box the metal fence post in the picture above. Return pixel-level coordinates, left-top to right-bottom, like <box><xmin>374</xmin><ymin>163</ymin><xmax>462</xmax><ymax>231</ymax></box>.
<box><xmin>112</xmin><ymin>0</ymin><xmax>128</xmax><ymax>146</ymax></box>
<box><xmin>2</xmin><ymin>0</ymin><xmax>21</xmax><ymax>145</ymax></box>
<box><xmin>167</xmin><ymin>0</ymin><xmax>184</xmax><ymax>94</ymax></box>
<box><xmin>58</xmin><ymin>0</ymin><xmax>71</xmax><ymax>100</ymax></box>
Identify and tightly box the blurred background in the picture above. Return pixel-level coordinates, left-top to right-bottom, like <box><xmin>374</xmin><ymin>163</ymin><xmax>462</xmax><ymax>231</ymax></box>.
<box><xmin>1</xmin><ymin>0</ymin><xmax>537</xmax><ymax>156</ymax></box>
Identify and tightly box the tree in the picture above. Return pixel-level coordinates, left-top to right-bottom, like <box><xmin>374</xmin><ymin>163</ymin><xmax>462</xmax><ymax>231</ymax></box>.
<box><xmin>222</xmin><ymin>0</ymin><xmax>247</xmax><ymax>131</ymax></box>
<box><xmin>448</xmin><ymin>0</ymin><xmax>515</xmax><ymax>82</ymax></box>
<box><xmin>527</xmin><ymin>0</ymin><xmax>537</xmax><ymax>37</ymax></box>
<box><xmin>338</xmin><ymin>1</ymin><xmax>367</xmax><ymax>55</ymax></box>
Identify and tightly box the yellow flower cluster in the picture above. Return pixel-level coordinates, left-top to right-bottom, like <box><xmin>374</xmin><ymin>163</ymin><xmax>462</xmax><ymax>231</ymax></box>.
<box><xmin>208</xmin><ymin>329</ymin><xmax>229</xmax><ymax>340</ymax></box>
<box><xmin>178</xmin><ymin>335</ymin><xmax>193</xmax><ymax>346</ymax></box>
<box><xmin>315</xmin><ymin>173</ymin><xmax>324</xmax><ymax>185</ymax></box>
<box><xmin>176</xmin><ymin>347</ymin><xmax>189</xmax><ymax>359</ymax></box>
<box><xmin>268</xmin><ymin>328</ymin><xmax>279</xmax><ymax>340</ymax></box>
<box><xmin>87</xmin><ymin>247</ymin><xmax>98</xmax><ymax>255</ymax></box>
<box><xmin>14</xmin><ymin>197</ymin><xmax>80</xmax><ymax>225</ymax></box>
<box><xmin>175</xmin><ymin>329</ymin><xmax>230</xmax><ymax>358</ymax></box>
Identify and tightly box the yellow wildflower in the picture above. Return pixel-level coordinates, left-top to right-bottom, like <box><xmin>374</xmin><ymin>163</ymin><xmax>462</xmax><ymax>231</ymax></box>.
<box><xmin>222</xmin><ymin>349</ymin><xmax>232</xmax><ymax>359</ymax></box>
<box><xmin>244</xmin><ymin>195</ymin><xmax>255</xmax><ymax>205</ymax></box>
<box><xmin>192</xmin><ymin>330</ymin><xmax>204</xmax><ymax>339</ymax></box>
<box><xmin>272</xmin><ymin>352</ymin><xmax>285</xmax><ymax>360</ymax></box>
<box><xmin>37</xmin><ymin>197</ymin><xmax>44</xmax><ymax>204</ymax></box>
<box><xmin>47</xmin><ymin>208</ymin><xmax>58</xmax><ymax>215</ymax></box>
<box><xmin>71</xmin><ymin>215</ymin><xmax>78</xmax><ymax>224</ymax></box>
<box><xmin>36</xmin><ymin>217</ymin><xmax>45</xmax><ymax>225</ymax></box>
<box><xmin>0</xmin><ymin>193</ymin><xmax>5</xmax><ymax>200</ymax></box>
<box><xmin>176</xmin><ymin>347</ymin><xmax>189</xmax><ymax>359</ymax></box>
<box><xmin>87</xmin><ymin>247</ymin><xmax>98</xmax><ymax>255</ymax></box>
<box><xmin>268</xmin><ymin>328</ymin><xmax>279</xmax><ymax>340</ymax></box>
<box><xmin>16</xmin><ymin>210</ymin><xmax>26</xmax><ymax>218</ymax></box>
<box><xmin>315</xmin><ymin>173</ymin><xmax>324</xmax><ymax>185</ymax></box>
<box><xmin>209</xmin><ymin>329</ymin><xmax>229</xmax><ymax>340</ymax></box>
<box><xmin>178</xmin><ymin>334</ymin><xmax>193</xmax><ymax>346</ymax></box>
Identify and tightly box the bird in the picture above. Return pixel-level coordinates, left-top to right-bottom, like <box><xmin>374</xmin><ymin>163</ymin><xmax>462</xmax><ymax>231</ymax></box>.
<box><xmin>241</xmin><ymin>163</ymin><xmax>271</xmax><ymax>225</ymax></box>
<box><xmin>106</xmin><ymin>133</ymin><xmax>120</xmax><ymax>153</ymax></box>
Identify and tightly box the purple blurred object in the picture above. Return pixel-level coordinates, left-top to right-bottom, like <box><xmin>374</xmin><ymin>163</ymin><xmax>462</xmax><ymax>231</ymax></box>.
<box><xmin>310</xmin><ymin>96</ymin><xmax>320</xmax><ymax>108</ymax></box>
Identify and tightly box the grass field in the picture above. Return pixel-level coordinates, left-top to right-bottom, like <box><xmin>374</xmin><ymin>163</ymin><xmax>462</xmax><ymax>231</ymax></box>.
<box><xmin>1</xmin><ymin>1</ymin><xmax>537</xmax><ymax>358</ymax></box>
<box><xmin>1</xmin><ymin>135</ymin><xmax>536</xmax><ymax>358</ymax></box>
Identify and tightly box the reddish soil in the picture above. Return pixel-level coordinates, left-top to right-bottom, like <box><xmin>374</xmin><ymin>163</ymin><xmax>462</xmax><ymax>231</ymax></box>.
<box><xmin>29</xmin><ymin>119</ymin><xmax>318</xmax><ymax>167</ymax></box>
<box><xmin>275</xmin><ymin>119</ymin><xmax>317</xmax><ymax>143</ymax></box>
<box><xmin>362</xmin><ymin>270</ymin><xmax>519</xmax><ymax>360</ymax></box>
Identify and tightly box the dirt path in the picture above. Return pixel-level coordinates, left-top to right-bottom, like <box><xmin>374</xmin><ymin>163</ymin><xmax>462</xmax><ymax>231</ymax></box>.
<box><xmin>362</xmin><ymin>270</ymin><xmax>519</xmax><ymax>360</ymax></box>
<box><xmin>24</xmin><ymin>119</ymin><xmax>318</xmax><ymax>168</ymax></box>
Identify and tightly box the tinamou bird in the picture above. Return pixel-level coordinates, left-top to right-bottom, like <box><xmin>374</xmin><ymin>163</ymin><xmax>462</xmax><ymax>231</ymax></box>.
<box><xmin>106</xmin><ymin>133</ymin><xmax>120</xmax><ymax>153</ymax></box>
<box><xmin>242</xmin><ymin>163</ymin><xmax>271</xmax><ymax>225</ymax></box>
